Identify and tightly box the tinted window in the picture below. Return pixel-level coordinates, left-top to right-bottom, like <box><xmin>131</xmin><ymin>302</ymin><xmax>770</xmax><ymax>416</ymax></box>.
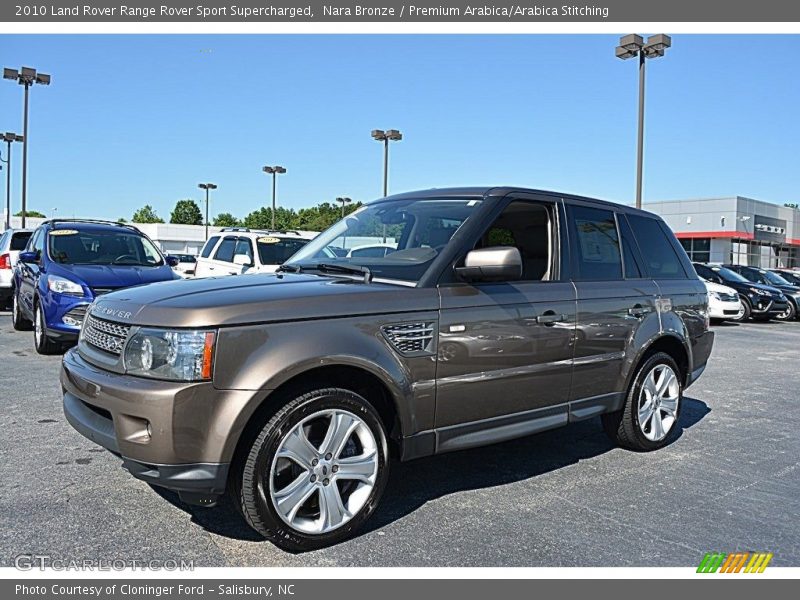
<box><xmin>213</xmin><ymin>237</ymin><xmax>237</xmax><ymax>262</ymax></box>
<box><xmin>737</xmin><ymin>268</ymin><xmax>762</xmax><ymax>283</ymax></box>
<box><xmin>201</xmin><ymin>236</ymin><xmax>220</xmax><ymax>258</ymax></box>
<box><xmin>618</xmin><ymin>215</ymin><xmax>643</xmax><ymax>279</ymax></box>
<box><xmin>11</xmin><ymin>232</ymin><xmax>32</xmax><ymax>251</ymax></box>
<box><xmin>48</xmin><ymin>229</ymin><xmax>164</xmax><ymax>266</ymax></box>
<box><xmin>257</xmin><ymin>237</ymin><xmax>309</xmax><ymax>265</ymax></box>
<box><xmin>570</xmin><ymin>206</ymin><xmax>622</xmax><ymax>281</ymax></box>
<box><xmin>234</xmin><ymin>237</ymin><xmax>254</xmax><ymax>261</ymax></box>
<box><xmin>30</xmin><ymin>229</ymin><xmax>45</xmax><ymax>255</ymax></box>
<box><xmin>627</xmin><ymin>215</ymin><xmax>688</xmax><ymax>279</ymax></box>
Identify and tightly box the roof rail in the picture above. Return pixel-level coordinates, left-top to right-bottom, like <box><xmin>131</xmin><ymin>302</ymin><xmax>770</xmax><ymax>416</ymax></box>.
<box><xmin>43</xmin><ymin>218</ymin><xmax>141</xmax><ymax>232</ymax></box>
<box><xmin>220</xmin><ymin>227</ymin><xmax>251</xmax><ymax>232</ymax></box>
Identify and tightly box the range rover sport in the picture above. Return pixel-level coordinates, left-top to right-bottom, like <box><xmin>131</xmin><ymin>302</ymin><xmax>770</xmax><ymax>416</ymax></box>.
<box><xmin>61</xmin><ymin>187</ymin><xmax>714</xmax><ymax>551</ymax></box>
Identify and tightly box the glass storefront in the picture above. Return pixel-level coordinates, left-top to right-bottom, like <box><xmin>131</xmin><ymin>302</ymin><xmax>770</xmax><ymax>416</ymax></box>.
<box><xmin>679</xmin><ymin>238</ymin><xmax>711</xmax><ymax>263</ymax></box>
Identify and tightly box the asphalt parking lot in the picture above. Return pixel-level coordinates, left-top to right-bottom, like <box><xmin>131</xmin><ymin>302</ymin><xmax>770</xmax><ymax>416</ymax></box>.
<box><xmin>1</xmin><ymin>312</ymin><xmax>799</xmax><ymax>568</ymax></box>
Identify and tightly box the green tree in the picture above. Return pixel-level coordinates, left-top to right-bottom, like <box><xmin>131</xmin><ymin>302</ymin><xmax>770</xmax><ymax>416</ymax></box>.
<box><xmin>212</xmin><ymin>212</ymin><xmax>240</xmax><ymax>227</ymax></box>
<box><xmin>132</xmin><ymin>204</ymin><xmax>164</xmax><ymax>224</ymax></box>
<box><xmin>295</xmin><ymin>201</ymin><xmax>362</xmax><ymax>232</ymax></box>
<box><xmin>117</xmin><ymin>218</ymin><xmax>128</xmax><ymax>223</ymax></box>
<box><xmin>169</xmin><ymin>199</ymin><xmax>203</xmax><ymax>225</ymax></box>
<box><xmin>14</xmin><ymin>209</ymin><xmax>46</xmax><ymax>218</ymax></box>
<box><xmin>242</xmin><ymin>206</ymin><xmax>298</xmax><ymax>231</ymax></box>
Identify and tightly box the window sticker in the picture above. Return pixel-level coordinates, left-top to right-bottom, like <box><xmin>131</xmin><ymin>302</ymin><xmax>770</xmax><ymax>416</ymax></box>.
<box><xmin>257</xmin><ymin>237</ymin><xmax>281</xmax><ymax>244</ymax></box>
<box><xmin>49</xmin><ymin>229</ymin><xmax>79</xmax><ymax>236</ymax></box>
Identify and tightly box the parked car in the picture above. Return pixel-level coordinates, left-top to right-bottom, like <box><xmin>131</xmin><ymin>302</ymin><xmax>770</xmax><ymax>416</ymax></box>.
<box><xmin>346</xmin><ymin>243</ymin><xmax>398</xmax><ymax>258</ymax></box>
<box><xmin>193</xmin><ymin>228</ymin><xmax>315</xmax><ymax>278</ymax></box>
<box><xmin>700</xmin><ymin>278</ymin><xmax>744</xmax><ymax>323</ymax></box>
<box><xmin>62</xmin><ymin>187</ymin><xmax>714</xmax><ymax>551</ymax></box>
<box><xmin>772</xmin><ymin>269</ymin><xmax>800</xmax><ymax>286</ymax></box>
<box><xmin>724</xmin><ymin>264</ymin><xmax>800</xmax><ymax>321</ymax></box>
<box><xmin>692</xmin><ymin>263</ymin><xmax>788</xmax><ymax>321</ymax></box>
<box><xmin>13</xmin><ymin>219</ymin><xmax>179</xmax><ymax>354</ymax></box>
<box><xmin>167</xmin><ymin>253</ymin><xmax>197</xmax><ymax>278</ymax></box>
<box><xmin>0</xmin><ymin>228</ymin><xmax>33</xmax><ymax>308</ymax></box>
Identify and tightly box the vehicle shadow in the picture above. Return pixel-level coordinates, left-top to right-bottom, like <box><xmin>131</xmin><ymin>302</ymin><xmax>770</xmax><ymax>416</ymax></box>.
<box><xmin>153</xmin><ymin>396</ymin><xmax>710</xmax><ymax>545</ymax></box>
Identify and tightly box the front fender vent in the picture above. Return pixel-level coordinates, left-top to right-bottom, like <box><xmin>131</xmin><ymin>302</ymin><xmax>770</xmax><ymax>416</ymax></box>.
<box><xmin>381</xmin><ymin>322</ymin><xmax>436</xmax><ymax>356</ymax></box>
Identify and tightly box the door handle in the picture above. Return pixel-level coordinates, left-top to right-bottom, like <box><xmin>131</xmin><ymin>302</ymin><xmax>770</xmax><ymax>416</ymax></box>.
<box><xmin>628</xmin><ymin>305</ymin><xmax>652</xmax><ymax>318</ymax></box>
<box><xmin>536</xmin><ymin>312</ymin><xmax>565</xmax><ymax>326</ymax></box>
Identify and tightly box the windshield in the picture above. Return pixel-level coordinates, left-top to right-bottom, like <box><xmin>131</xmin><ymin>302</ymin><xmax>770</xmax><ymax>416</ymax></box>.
<box><xmin>764</xmin><ymin>270</ymin><xmax>792</xmax><ymax>286</ymax></box>
<box><xmin>257</xmin><ymin>237</ymin><xmax>310</xmax><ymax>265</ymax></box>
<box><xmin>778</xmin><ymin>271</ymin><xmax>800</xmax><ymax>285</ymax></box>
<box><xmin>48</xmin><ymin>229</ymin><xmax>164</xmax><ymax>266</ymax></box>
<box><xmin>712</xmin><ymin>266</ymin><xmax>749</xmax><ymax>283</ymax></box>
<box><xmin>285</xmin><ymin>197</ymin><xmax>483</xmax><ymax>283</ymax></box>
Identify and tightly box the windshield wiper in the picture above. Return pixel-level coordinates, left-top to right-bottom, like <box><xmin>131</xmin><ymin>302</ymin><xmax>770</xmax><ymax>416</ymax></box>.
<box><xmin>276</xmin><ymin>264</ymin><xmax>302</xmax><ymax>274</ymax></box>
<box><xmin>311</xmin><ymin>263</ymin><xmax>373</xmax><ymax>284</ymax></box>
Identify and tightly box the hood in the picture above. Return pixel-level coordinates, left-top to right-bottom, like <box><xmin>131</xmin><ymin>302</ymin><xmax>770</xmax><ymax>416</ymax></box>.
<box><xmin>726</xmin><ymin>279</ymin><xmax>784</xmax><ymax>297</ymax></box>
<box><xmin>52</xmin><ymin>263</ymin><xmax>177</xmax><ymax>290</ymax></box>
<box><xmin>703</xmin><ymin>279</ymin><xmax>738</xmax><ymax>296</ymax></box>
<box><xmin>90</xmin><ymin>272</ymin><xmax>439</xmax><ymax>328</ymax></box>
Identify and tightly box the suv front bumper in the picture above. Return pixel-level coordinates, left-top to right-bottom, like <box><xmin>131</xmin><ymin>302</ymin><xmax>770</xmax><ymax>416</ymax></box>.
<box><xmin>60</xmin><ymin>348</ymin><xmax>254</xmax><ymax>505</ymax></box>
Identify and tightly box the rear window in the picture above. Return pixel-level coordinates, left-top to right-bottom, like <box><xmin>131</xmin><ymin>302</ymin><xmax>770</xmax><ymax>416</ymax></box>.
<box><xmin>627</xmin><ymin>215</ymin><xmax>688</xmax><ymax>279</ymax></box>
<box><xmin>10</xmin><ymin>232</ymin><xmax>32</xmax><ymax>251</ymax></box>
<box><xmin>257</xmin><ymin>237</ymin><xmax>309</xmax><ymax>265</ymax></box>
<box><xmin>200</xmin><ymin>236</ymin><xmax>220</xmax><ymax>258</ymax></box>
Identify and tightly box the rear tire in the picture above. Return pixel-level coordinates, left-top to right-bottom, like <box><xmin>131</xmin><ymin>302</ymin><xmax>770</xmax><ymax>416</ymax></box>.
<box><xmin>602</xmin><ymin>352</ymin><xmax>682</xmax><ymax>451</ymax></box>
<box><xmin>12</xmin><ymin>291</ymin><xmax>32</xmax><ymax>331</ymax></box>
<box><xmin>775</xmin><ymin>300</ymin><xmax>796</xmax><ymax>321</ymax></box>
<box><xmin>33</xmin><ymin>301</ymin><xmax>61</xmax><ymax>355</ymax></box>
<box><xmin>232</xmin><ymin>387</ymin><xmax>390</xmax><ymax>552</ymax></box>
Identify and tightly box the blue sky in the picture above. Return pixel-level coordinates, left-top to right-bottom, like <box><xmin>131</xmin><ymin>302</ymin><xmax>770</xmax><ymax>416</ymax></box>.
<box><xmin>1</xmin><ymin>34</ymin><xmax>799</xmax><ymax>221</ymax></box>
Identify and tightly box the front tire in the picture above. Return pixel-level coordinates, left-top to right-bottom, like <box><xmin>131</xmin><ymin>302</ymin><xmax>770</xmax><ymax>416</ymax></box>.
<box><xmin>775</xmin><ymin>300</ymin><xmax>796</xmax><ymax>321</ymax></box>
<box><xmin>33</xmin><ymin>301</ymin><xmax>61</xmax><ymax>355</ymax></box>
<box><xmin>12</xmin><ymin>291</ymin><xmax>32</xmax><ymax>331</ymax></box>
<box><xmin>234</xmin><ymin>388</ymin><xmax>390</xmax><ymax>552</ymax></box>
<box><xmin>602</xmin><ymin>352</ymin><xmax>682</xmax><ymax>451</ymax></box>
<box><xmin>731</xmin><ymin>297</ymin><xmax>751</xmax><ymax>322</ymax></box>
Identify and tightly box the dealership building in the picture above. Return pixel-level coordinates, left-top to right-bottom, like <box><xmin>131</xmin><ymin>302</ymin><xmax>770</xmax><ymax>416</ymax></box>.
<box><xmin>643</xmin><ymin>196</ymin><xmax>800</xmax><ymax>269</ymax></box>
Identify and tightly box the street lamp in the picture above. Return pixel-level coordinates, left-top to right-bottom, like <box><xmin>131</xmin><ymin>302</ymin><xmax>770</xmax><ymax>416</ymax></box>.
<box><xmin>336</xmin><ymin>196</ymin><xmax>352</xmax><ymax>218</ymax></box>
<box><xmin>198</xmin><ymin>183</ymin><xmax>217</xmax><ymax>240</ymax></box>
<box><xmin>262</xmin><ymin>165</ymin><xmax>287</xmax><ymax>230</ymax></box>
<box><xmin>371</xmin><ymin>129</ymin><xmax>402</xmax><ymax>197</ymax></box>
<box><xmin>615</xmin><ymin>34</ymin><xmax>671</xmax><ymax>209</ymax></box>
<box><xmin>0</xmin><ymin>132</ymin><xmax>23</xmax><ymax>230</ymax></box>
<box><xmin>4</xmin><ymin>66</ymin><xmax>51</xmax><ymax>228</ymax></box>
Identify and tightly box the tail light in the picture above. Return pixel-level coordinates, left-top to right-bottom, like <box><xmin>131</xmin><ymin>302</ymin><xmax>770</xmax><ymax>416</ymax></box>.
<box><xmin>0</xmin><ymin>253</ymin><xmax>10</xmax><ymax>270</ymax></box>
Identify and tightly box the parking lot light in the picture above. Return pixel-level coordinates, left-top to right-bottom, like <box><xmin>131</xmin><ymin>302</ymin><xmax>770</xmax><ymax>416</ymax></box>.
<box><xmin>0</xmin><ymin>132</ymin><xmax>24</xmax><ymax>230</ymax></box>
<box><xmin>3</xmin><ymin>66</ymin><xmax>51</xmax><ymax>228</ymax></box>
<box><xmin>198</xmin><ymin>183</ymin><xmax>217</xmax><ymax>240</ymax></box>
<box><xmin>336</xmin><ymin>196</ymin><xmax>352</xmax><ymax>218</ymax></box>
<box><xmin>262</xmin><ymin>165</ymin><xmax>287</xmax><ymax>230</ymax></box>
<box><xmin>371</xmin><ymin>128</ymin><xmax>402</xmax><ymax>197</ymax></box>
<box><xmin>615</xmin><ymin>35</ymin><xmax>671</xmax><ymax>209</ymax></box>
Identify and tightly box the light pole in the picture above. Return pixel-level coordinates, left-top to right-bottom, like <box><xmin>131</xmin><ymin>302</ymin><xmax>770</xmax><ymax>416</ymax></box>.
<box><xmin>198</xmin><ymin>183</ymin><xmax>217</xmax><ymax>240</ymax></box>
<box><xmin>336</xmin><ymin>196</ymin><xmax>352</xmax><ymax>218</ymax></box>
<box><xmin>4</xmin><ymin>67</ymin><xmax>51</xmax><ymax>228</ymax></box>
<box><xmin>262</xmin><ymin>165</ymin><xmax>286</xmax><ymax>230</ymax></box>
<box><xmin>371</xmin><ymin>129</ymin><xmax>402</xmax><ymax>197</ymax></box>
<box><xmin>615</xmin><ymin>34</ymin><xmax>671</xmax><ymax>209</ymax></box>
<box><xmin>0</xmin><ymin>132</ymin><xmax>23</xmax><ymax>230</ymax></box>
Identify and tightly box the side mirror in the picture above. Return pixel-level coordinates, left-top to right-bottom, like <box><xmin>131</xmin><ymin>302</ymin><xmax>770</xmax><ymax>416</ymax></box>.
<box><xmin>455</xmin><ymin>247</ymin><xmax>522</xmax><ymax>282</ymax></box>
<box><xmin>18</xmin><ymin>250</ymin><xmax>38</xmax><ymax>264</ymax></box>
<box><xmin>165</xmin><ymin>255</ymin><xmax>179</xmax><ymax>267</ymax></box>
<box><xmin>233</xmin><ymin>254</ymin><xmax>253</xmax><ymax>267</ymax></box>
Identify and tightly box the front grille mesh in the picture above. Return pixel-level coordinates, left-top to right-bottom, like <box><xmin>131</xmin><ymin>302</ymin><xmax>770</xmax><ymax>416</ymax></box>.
<box><xmin>83</xmin><ymin>315</ymin><xmax>130</xmax><ymax>355</ymax></box>
<box><xmin>382</xmin><ymin>322</ymin><xmax>435</xmax><ymax>356</ymax></box>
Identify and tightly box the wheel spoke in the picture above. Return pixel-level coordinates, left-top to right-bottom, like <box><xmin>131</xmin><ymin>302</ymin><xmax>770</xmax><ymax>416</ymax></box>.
<box><xmin>273</xmin><ymin>472</ymin><xmax>316</xmax><ymax>522</ymax></box>
<box><xmin>643</xmin><ymin>370</ymin><xmax>658</xmax><ymax>398</ymax></box>
<box><xmin>277</xmin><ymin>427</ymin><xmax>318</xmax><ymax>469</ymax></box>
<box><xmin>319</xmin><ymin>412</ymin><xmax>359</xmax><ymax>459</ymax></box>
<box><xmin>320</xmin><ymin>483</ymin><xmax>349</xmax><ymax>530</ymax></box>
<box><xmin>660</xmin><ymin>395</ymin><xmax>679</xmax><ymax>417</ymax></box>
<box><xmin>638</xmin><ymin>402</ymin><xmax>654</xmax><ymax>429</ymax></box>
<box><xmin>336</xmin><ymin>450</ymin><xmax>378</xmax><ymax>484</ymax></box>
<box><xmin>651</xmin><ymin>409</ymin><xmax>665</xmax><ymax>440</ymax></box>
<box><xmin>656</xmin><ymin>368</ymin><xmax>675</xmax><ymax>397</ymax></box>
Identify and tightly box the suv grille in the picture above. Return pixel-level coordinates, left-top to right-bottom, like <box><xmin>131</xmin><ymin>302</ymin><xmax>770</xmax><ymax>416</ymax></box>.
<box><xmin>83</xmin><ymin>315</ymin><xmax>130</xmax><ymax>355</ymax></box>
<box><xmin>382</xmin><ymin>322</ymin><xmax>436</xmax><ymax>356</ymax></box>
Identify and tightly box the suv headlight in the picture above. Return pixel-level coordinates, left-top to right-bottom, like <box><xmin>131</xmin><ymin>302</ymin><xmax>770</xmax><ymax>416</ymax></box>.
<box><xmin>47</xmin><ymin>275</ymin><xmax>84</xmax><ymax>296</ymax></box>
<box><xmin>749</xmin><ymin>287</ymin><xmax>770</xmax><ymax>297</ymax></box>
<box><xmin>124</xmin><ymin>328</ymin><xmax>216</xmax><ymax>381</ymax></box>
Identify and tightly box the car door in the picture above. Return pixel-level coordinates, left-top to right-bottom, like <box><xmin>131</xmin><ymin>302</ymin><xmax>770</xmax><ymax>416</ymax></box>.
<box><xmin>435</xmin><ymin>197</ymin><xmax>577</xmax><ymax>450</ymax></box>
<box><xmin>193</xmin><ymin>235</ymin><xmax>220</xmax><ymax>278</ymax></box>
<box><xmin>207</xmin><ymin>235</ymin><xmax>239</xmax><ymax>276</ymax></box>
<box><xmin>17</xmin><ymin>227</ymin><xmax>45</xmax><ymax>318</ymax></box>
<box><xmin>568</xmin><ymin>205</ymin><xmax>659</xmax><ymax>405</ymax></box>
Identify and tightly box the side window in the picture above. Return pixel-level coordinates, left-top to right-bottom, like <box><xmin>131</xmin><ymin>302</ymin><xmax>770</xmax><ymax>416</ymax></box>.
<box><xmin>213</xmin><ymin>237</ymin><xmax>237</xmax><ymax>263</ymax></box>
<box><xmin>627</xmin><ymin>215</ymin><xmax>689</xmax><ymax>279</ymax></box>
<box><xmin>474</xmin><ymin>201</ymin><xmax>554</xmax><ymax>281</ymax></box>
<box><xmin>234</xmin><ymin>237</ymin><xmax>254</xmax><ymax>261</ymax></box>
<box><xmin>200</xmin><ymin>236</ymin><xmax>220</xmax><ymax>258</ymax></box>
<box><xmin>30</xmin><ymin>229</ymin><xmax>45</xmax><ymax>256</ymax></box>
<box><xmin>569</xmin><ymin>206</ymin><xmax>622</xmax><ymax>281</ymax></box>
<box><xmin>739</xmin><ymin>269</ymin><xmax>760</xmax><ymax>283</ymax></box>
<box><xmin>618</xmin><ymin>214</ymin><xmax>643</xmax><ymax>279</ymax></box>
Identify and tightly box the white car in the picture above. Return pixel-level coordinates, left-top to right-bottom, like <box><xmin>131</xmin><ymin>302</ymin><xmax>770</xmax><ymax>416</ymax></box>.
<box><xmin>702</xmin><ymin>278</ymin><xmax>744</xmax><ymax>322</ymax></box>
<box><xmin>168</xmin><ymin>253</ymin><xmax>198</xmax><ymax>278</ymax></box>
<box><xmin>194</xmin><ymin>229</ymin><xmax>315</xmax><ymax>278</ymax></box>
<box><xmin>0</xmin><ymin>228</ymin><xmax>33</xmax><ymax>308</ymax></box>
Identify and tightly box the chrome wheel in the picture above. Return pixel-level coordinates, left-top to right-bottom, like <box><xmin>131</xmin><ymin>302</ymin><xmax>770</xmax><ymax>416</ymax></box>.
<box><xmin>269</xmin><ymin>409</ymin><xmax>378</xmax><ymax>535</ymax></box>
<box><xmin>637</xmin><ymin>364</ymin><xmax>679</xmax><ymax>442</ymax></box>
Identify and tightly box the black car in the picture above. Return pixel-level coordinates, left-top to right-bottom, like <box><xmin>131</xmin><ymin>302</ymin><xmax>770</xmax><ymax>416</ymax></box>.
<box><xmin>693</xmin><ymin>263</ymin><xmax>789</xmax><ymax>321</ymax></box>
<box><xmin>724</xmin><ymin>264</ymin><xmax>800</xmax><ymax>321</ymax></box>
<box><xmin>771</xmin><ymin>269</ymin><xmax>800</xmax><ymax>287</ymax></box>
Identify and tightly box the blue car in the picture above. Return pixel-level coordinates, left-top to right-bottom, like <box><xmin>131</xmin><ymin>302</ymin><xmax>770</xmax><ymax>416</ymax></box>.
<box><xmin>12</xmin><ymin>219</ymin><xmax>179</xmax><ymax>354</ymax></box>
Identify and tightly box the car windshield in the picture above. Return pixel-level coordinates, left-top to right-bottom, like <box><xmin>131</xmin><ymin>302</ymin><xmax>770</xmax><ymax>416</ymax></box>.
<box><xmin>712</xmin><ymin>266</ymin><xmax>749</xmax><ymax>283</ymax></box>
<box><xmin>764</xmin><ymin>270</ymin><xmax>792</xmax><ymax>286</ymax></box>
<box><xmin>284</xmin><ymin>197</ymin><xmax>483</xmax><ymax>283</ymax></box>
<box><xmin>778</xmin><ymin>271</ymin><xmax>800</xmax><ymax>285</ymax></box>
<box><xmin>256</xmin><ymin>237</ymin><xmax>310</xmax><ymax>265</ymax></box>
<box><xmin>48</xmin><ymin>229</ymin><xmax>164</xmax><ymax>266</ymax></box>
